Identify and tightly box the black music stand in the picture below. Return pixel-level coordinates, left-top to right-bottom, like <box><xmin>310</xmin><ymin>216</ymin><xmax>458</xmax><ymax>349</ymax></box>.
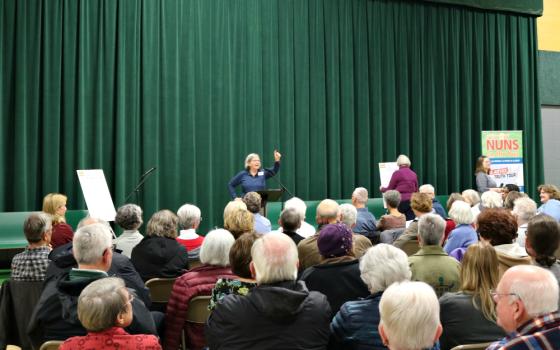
<box><xmin>257</xmin><ymin>189</ymin><xmax>283</xmax><ymax>217</ymax></box>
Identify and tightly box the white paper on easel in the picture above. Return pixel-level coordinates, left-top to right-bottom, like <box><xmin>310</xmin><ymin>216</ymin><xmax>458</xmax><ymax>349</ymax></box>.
<box><xmin>378</xmin><ymin>162</ymin><xmax>399</xmax><ymax>188</ymax></box>
<box><xmin>76</xmin><ymin>169</ymin><xmax>117</xmax><ymax>222</ymax></box>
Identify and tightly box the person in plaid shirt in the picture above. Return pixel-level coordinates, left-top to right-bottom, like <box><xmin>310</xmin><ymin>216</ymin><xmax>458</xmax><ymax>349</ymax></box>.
<box><xmin>10</xmin><ymin>212</ymin><xmax>52</xmax><ymax>281</ymax></box>
<box><xmin>487</xmin><ymin>265</ymin><xmax>560</xmax><ymax>350</ymax></box>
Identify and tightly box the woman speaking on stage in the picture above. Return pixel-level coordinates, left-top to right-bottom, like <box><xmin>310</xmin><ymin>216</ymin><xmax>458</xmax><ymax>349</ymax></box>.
<box><xmin>228</xmin><ymin>150</ymin><xmax>282</xmax><ymax>199</ymax></box>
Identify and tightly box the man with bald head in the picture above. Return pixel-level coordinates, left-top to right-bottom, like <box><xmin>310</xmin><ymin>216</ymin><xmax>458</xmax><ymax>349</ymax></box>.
<box><xmin>487</xmin><ymin>265</ymin><xmax>560</xmax><ymax>350</ymax></box>
<box><xmin>206</xmin><ymin>233</ymin><xmax>331</xmax><ymax>349</ymax></box>
<box><xmin>297</xmin><ymin>199</ymin><xmax>371</xmax><ymax>271</ymax></box>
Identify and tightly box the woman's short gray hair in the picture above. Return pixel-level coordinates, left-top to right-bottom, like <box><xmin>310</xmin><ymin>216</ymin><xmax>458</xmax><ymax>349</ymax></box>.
<box><xmin>396</xmin><ymin>154</ymin><xmax>411</xmax><ymax>167</ymax></box>
<box><xmin>199</xmin><ymin>229</ymin><xmax>235</xmax><ymax>266</ymax></box>
<box><xmin>461</xmin><ymin>189</ymin><xmax>480</xmax><ymax>206</ymax></box>
<box><xmin>481</xmin><ymin>191</ymin><xmax>503</xmax><ymax>209</ymax></box>
<box><xmin>78</xmin><ymin>277</ymin><xmax>128</xmax><ymax>332</ymax></box>
<box><xmin>383</xmin><ymin>190</ymin><xmax>401</xmax><ymax>209</ymax></box>
<box><xmin>284</xmin><ymin>197</ymin><xmax>307</xmax><ymax>221</ymax></box>
<box><xmin>352</xmin><ymin>187</ymin><xmax>368</xmax><ymax>204</ymax></box>
<box><xmin>512</xmin><ymin>197</ymin><xmax>537</xmax><ymax>223</ymax></box>
<box><xmin>339</xmin><ymin>204</ymin><xmax>358</xmax><ymax>228</ymax></box>
<box><xmin>244</xmin><ymin>153</ymin><xmax>260</xmax><ymax>169</ymax></box>
<box><xmin>115</xmin><ymin>204</ymin><xmax>143</xmax><ymax>231</ymax></box>
<box><xmin>359</xmin><ymin>244</ymin><xmax>411</xmax><ymax>294</ymax></box>
<box><xmin>146</xmin><ymin>210</ymin><xmax>179</xmax><ymax>238</ymax></box>
<box><xmin>449</xmin><ymin>200</ymin><xmax>474</xmax><ymax>225</ymax></box>
<box><xmin>177</xmin><ymin>204</ymin><xmax>201</xmax><ymax>229</ymax></box>
<box><xmin>418</xmin><ymin>214</ymin><xmax>446</xmax><ymax>245</ymax></box>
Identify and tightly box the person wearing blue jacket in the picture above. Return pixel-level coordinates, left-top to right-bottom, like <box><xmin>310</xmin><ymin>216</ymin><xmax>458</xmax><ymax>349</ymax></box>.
<box><xmin>228</xmin><ymin>150</ymin><xmax>281</xmax><ymax>199</ymax></box>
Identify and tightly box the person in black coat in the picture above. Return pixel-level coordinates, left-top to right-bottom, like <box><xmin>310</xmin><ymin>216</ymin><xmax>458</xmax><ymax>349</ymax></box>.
<box><xmin>299</xmin><ymin>223</ymin><xmax>370</xmax><ymax>317</ymax></box>
<box><xmin>131</xmin><ymin>209</ymin><xmax>189</xmax><ymax>281</ymax></box>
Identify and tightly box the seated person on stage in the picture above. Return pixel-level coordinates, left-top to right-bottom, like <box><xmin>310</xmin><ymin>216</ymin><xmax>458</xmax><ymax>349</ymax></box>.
<box><xmin>439</xmin><ymin>243</ymin><xmax>505</xmax><ymax>350</ymax></box>
<box><xmin>131</xmin><ymin>210</ymin><xmax>189</xmax><ymax>281</ymax></box>
<box><xmin>511</xmin><ymin>197</ymin><xmax>537</xmax><ymax>247</ymax></box>
<box><xmin>278</xmin><ymin>207</ymin><xmax>306</xmax><ymax>245</ymax></box>
<box><xmin>330</xmin><ymin>244</ymin><xmax>412</xmax><ymax>350</ymax></box>
<box><xmin>228</xmin><ymin>151</ymin><xmax>281</xmax><ymax>199</ymax></box>
<box><xmin>351</xmin><ymin>187</ymin><xmax>377</xmax><ymax>239</ymax></box>
<box><xmin>176</xmin><ymin>203</ymin><xmax>205</xmax><ymax>261</ymax></box>
<box><xmin>11</xmin><ymin>213</ymin><xmax>52</xmax><ymax>282</ymax></box>
<box><xmin>164</xmin><ymin>229</ymin><xmax>236</xmax><ymax>350</ymax></box>
<box><xmin>487</xmin><ymin>265</ymin><xmax>560</xmax><ymax>350</ymax></box>
<box><xmin>419</xmin><ymin>184</ymin><xmax>446</xmax><ymax>218</ymax></box>
<box><xmin>409</xmin><ymin>214</ymin><xmax>460</xmax><ymax>297</ymax></box>
<box><xmin>477</xmin><ymin>208</ymin><xmax>531</xmax><ymax>277</ymax></box>
<box><xmin>281</xmin><ymin>196</ymin><xmax>316</xmax><ymax>238</ymax></box>
<box><xmin>377</xmin><ymin>190</ymin><xmax>406</xmax><ymax>232</ymax></box>
<box><xmin>206</xmin><ymin>233</ymin><xmax>332</xmax><ymax>349</ymax></box>
<box><xmin>28</xmin><ymin>223</ymin><xmax>158</xmax><ymax>348</ymax></box>
<box><xmin>113</xmin><ymin>204</ymin><xmax>144</xmax><ymax>258</ymax></box>
<box><xmin>209</xmin><ymin>232</ymin><xmax>259</xmax><ymax>310</ymax></box>
<box><xmin>443</xmin><ymin>200</ymin><xmax>477</xmax><ymax>257</ymax></box>
<box><xmin>60</xmin><ymin>277</ymin><xmax>161</xmax><ymax>350</ymax></box>
<box><xmin>379</xmin><ymin>281</ymin><xmax>442</xmax><ymax>350</ymax></box>
<box><xmin>298</xmin><ymin>199</ymin><xmax>371</xmax><ymax>271</ymax></box>
<box><xmin>243</xmin><ymin>191</ymin><xmax>271</xmax><ymax>234</ymax></box>
<box><xmin>223</xmin><ymin>204</ymin><xmax>255</xmax><ymax>239</ymax></box>
<box><xmin>44</xmin><ymin>217</ymin><xmax>151</xmax><ymax>307</ymax></box>
<box><xmin>299</xmin><ymin>223</ymin><xmax>369</xmax><ymax>317</ymax></box>
<box><xmin>393</xmin><ymin>192</ymin><xmax>433</xmax><ymax>249</ymax></box>
<box><xmin>42</xmin><ymin>192</ymin><xmax>74</xmax><ymax>249</ymax></box>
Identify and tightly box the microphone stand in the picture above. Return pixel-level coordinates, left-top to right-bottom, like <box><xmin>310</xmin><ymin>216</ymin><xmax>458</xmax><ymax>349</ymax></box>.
<box><xmin>124</xmin><ymin>167</ymin><xmax>157</xmax><ymax>205</ymax></box>
<box><xmin>265</xmin><ymin>167</ymin><xmax>295</xmax><ymax>199</ymax></box>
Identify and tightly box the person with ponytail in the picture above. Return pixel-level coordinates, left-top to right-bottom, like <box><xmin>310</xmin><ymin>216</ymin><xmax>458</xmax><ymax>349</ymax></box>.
<box><xmin>438</xmin><ymin>243</ymin><xmax>505</xmax><ymax>350</ymax></box>
<box><xmin>42</xmin><ymin>193</ymin><xmax>74</xmax><ymax>249</ymax></box>
<box><xmin>525</xmin><ymin>214</ymin><xmax>560</xmax><ymax>285</ymax></box>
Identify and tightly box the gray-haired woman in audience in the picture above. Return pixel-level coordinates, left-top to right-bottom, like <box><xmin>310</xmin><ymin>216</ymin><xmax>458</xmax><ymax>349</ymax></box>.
<box><xmin>60</xmin><ymin>277</ymin><xmax>161</xmax><ymax>350</ymax></box>
<box><xmin>377</xmin><ymin>190</ymin><xmax>406</xmax><ymax>231</ymax></box>
<box><xmin>114</xmin><ymin>204</ymin><xmax>144</xmax><ymax>258</ymax></box>
<box><xmin>329</xmin><ymin>244</ymin><xmax>411</xmax><ymax>350</ymax></box>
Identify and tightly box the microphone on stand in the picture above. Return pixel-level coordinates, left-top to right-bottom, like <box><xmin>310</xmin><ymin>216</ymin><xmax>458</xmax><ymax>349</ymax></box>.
<box><xmin>124</xmin><ymin>166</ymin><xmax>157</xmax><ymax>204</ymax></box>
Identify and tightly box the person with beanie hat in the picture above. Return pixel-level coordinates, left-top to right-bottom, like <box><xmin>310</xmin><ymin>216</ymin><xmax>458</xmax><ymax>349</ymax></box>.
<box><xmin>299</xmin><ymin>223</ymin><xmax>369</xmax><ymax>317</ymax></box>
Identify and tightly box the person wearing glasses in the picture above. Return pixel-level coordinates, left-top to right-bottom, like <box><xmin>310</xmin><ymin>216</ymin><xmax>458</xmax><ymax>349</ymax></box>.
<box><xmin>486</xmin><ymin>265</ymin><xmax>559</xmax><ymax>350</ymax></box>
<box><xmin>228</xmin><ymin>150</ymin><xmax>282</xmax><ymax>200</ymax></box>
<box><xmin>60</xmin><ymin>277</ymin><xmax>161</xmax><ymax>350</ymax></box>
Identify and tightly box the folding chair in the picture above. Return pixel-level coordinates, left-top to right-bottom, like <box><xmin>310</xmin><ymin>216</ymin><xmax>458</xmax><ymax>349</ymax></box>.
<box><xmin>39</xmin><ymin>340</ymin><xmax>64</xmax><ymax>350</ymax></box>
<box><xmin>145</xmin><ymin>277</ymin><xmax>176</xmax><ymax>303</ymax></box>
<box><xmin>181</xmin><ymin>295</ymin><xmax>211</xmax><ymax>350</ymax></box>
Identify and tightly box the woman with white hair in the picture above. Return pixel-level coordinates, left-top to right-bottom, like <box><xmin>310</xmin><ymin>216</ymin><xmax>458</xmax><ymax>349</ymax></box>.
<box><xmin>176</xmin><ymin>203</ymin><xmax>205</xmax><ymax>260</ymax></box>
<box><xmin>443</xmin><ymin>201</ymin><xmax>478</xmax><ymax>257</ymax></box>
<box><xmin>164</xmin><ymin>229</ymin><xmax>237</xmax><ymax>350</ymax></box>
<box><xmin>280</xmin><ymin>197</ymin><xmax>316</xmax><ymax>238</ymax></box>
<box><xmin>228</xmin><ymin>150</ymin><xmax>282</xmax><ymax>199</ymax></box>
<box><xmin>329</xmin><ymin>244</ymin><xmax>412</xmax><ymax>350</ymax></box>
<box><xmin>380</xmin><ymin>154</ymin><xmax>418</xmax><ymax>220</ymax></box>
<box><xmin>461</xmin><ymin>189</ymin><xmax>481</xmax><ymax>218</ymax></box>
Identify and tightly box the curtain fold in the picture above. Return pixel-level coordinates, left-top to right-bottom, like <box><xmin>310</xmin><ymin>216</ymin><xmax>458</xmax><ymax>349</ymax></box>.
<box><xmin>0</xmin><ymin>0</ymin><xmax>542</xmax><ymax>232</ymax></box>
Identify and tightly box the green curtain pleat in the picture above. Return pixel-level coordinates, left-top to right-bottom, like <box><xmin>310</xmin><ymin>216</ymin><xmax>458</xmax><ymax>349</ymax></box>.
<box><xmin>0</xmin><ymin>0</ymin><xmax>543</xmax><ymax>233</ymax></box>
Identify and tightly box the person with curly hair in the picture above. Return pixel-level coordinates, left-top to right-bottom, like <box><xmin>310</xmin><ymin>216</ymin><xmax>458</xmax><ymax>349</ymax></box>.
<box><xmin>537</xmin><ymin>184</ymin><xmax>560</xmax><ymax>221</ymax></box>
<box><xmin>476</xmin><ymin>208</ymin><xmax>531</xmax><ymax>277</ymax></box>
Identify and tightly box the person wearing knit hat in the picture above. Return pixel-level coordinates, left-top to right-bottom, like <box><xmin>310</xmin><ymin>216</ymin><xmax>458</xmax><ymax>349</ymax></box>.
<box><xmin>299</xmin><ymin>223</ymin><xmax>369</xmax><ymax>317</ymax></box>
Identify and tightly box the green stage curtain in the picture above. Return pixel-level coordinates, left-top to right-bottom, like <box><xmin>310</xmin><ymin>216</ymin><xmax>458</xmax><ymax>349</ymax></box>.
<box><xmin>0</xmin><ymin>0</ymin><xmax>542</xmax><ymax>233</ymax></box>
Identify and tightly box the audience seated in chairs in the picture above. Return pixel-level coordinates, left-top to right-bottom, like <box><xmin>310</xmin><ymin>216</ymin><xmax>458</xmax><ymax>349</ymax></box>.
<box><xmin>299</xmin><ymin>223</ymin><xmax>369</xmax><ymax>317</ymax></box>
<box><xmin>377</xmin><ymin>190</ymin><xmax>406</xmax><ymax>232</ymax></box>
<box><xmin>461</xmin><ymin>189</ymin><xmax>481</xmax><ymax>219</ymax></box>
<box><xmin>486</xmin><ymin>265</ymin><xmax>560</xmax><ymax>350</ymax></box>
<box><xmin>176</xmin><ymin>203</ymin><xmax>205</xmax><ymax>261</ymax></box>
<box><xmin>243</xmin><ymin>191</ymin><xmax>271</xmax><ymax>234</ymax></box>
<box><xmin>206</xmin><ymin>233</ymin><xmax>332</xmax><ymax>349</ymax></box>
<box><xmin>443</xmin><ymin>193</ymin><xmax>463</xmax><ymax>241</ymax></box>
<box><xmin>511</xmin><ymin>197</ymin><xmax>537</xmax><ymax>247</ymax></box>
<box><xmin>503</xmin><ymin>191</ymin><xmax>527</xmax><ymax>211</ymax></box>
<box><xmin>394</xmin><ymin>192</ymin><xmax>433</xmax><ymax>249</ymax></box>
<box><xmin>379</xmin><ymin>281</ymin><xmax>442</xmax><ymax>350</ymax></box>
<box><xmin>298</xmin><ymin>199</ymin><xmax>371</xmax><ymax>271</ymax></box>
<box><xmin>480</xmin><ymin>191</ymin><xmax>503</xmax><ymax>211</ymax></box>
<box><xmin>330</xmin><ymin>244</ymin><xmax>412</xmax><ymax>350</ymax></box>
<box><xmin>444</xmin><ymin>200</ymin><xmax>477</xmax><ymax>257</ymax></box>
<box><xmin>59</xmin><ymin>277</ymin><xmax>161</xmax><ymax>350</ymax></box>
<box><xmin>42</xmin><ymin>193</ymin><xmax>74</xmax><ymax>249</ymax></box>
<box><xmin>164</xmin><ymin>229</ymin><xmax>236</xmax><ymax>350</ymax></box>
<box><xmin>131</xmin><ymin>210</ymin><xmax>189</xmax><ymax>282</ymax></box>
<box><xmin>420</xmin><ymin>184</ymin><xmax>446</xmax><ymax>218</ymax></box>
<box><xmin>113</xmin><ymin>204</ymin><xmax>144</xmax><ymax>258</ymax></box>
<box><xmin>223</xmin><ymin>201</ymin><xmax>254</xmax><ymax>239</ymax></box>
<box><xmin>11</xmin><ymin>213</ymin><xmax>52</xmax><ymax>282</ymax></box>
<box><xmin>439</xmin><ymin>243</ymin><xmax>505</xmax><ymax>350</ymax></box>
<box><xmin>28</xmin><ymin>223</ymin><xmax>158</xmax><ymax>349</ymax></box>
<box><xmin>476</xmin><ymin>208</ymin><xmax>531</xmax><ymax>277</ymax></box>
<box><xmin>408</xmin><ymin>214</ymin><xmax>460</xmax><ymax>297</ymax></box>
<box><xmin>209</xmin><ymin>232</ymin><xmax>259</xmax><ymax>310</ymax></box>
<box><xmin>537</xmin><ymin>184</ymin><xmax>560</xmax><ymax>221</ymax></box>
<box><xmin>351</xmin><ymin>187</ymin><xmax>378</xmax><ymax>240</ymax></box>
<box><xmin>280</xmin><ymin>196</ymin><xmax>316</xmax><ymax>238</ymax></box>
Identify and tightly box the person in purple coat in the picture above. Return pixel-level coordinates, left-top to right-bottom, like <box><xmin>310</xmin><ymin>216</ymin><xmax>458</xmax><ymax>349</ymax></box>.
<box><xmin>380</xmin><ymin>154</ymin><xmax>419</xmax><ymax>220</ymax></box>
